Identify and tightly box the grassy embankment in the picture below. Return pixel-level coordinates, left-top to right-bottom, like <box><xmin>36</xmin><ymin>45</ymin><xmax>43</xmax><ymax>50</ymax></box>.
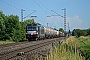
<box><xmin>77</xmin><ymin>36</ymin><xmax>90</xmax><ymax>59</ymax></box>
<box><xmin>46</xmin><ymin>36</ymin><xmax>85</xmax><ymax>60</ymax></box>
<box><xmin>0</xmin><ymin>40</ymin><xmax>15</xmax><ymax>45</ymax></box>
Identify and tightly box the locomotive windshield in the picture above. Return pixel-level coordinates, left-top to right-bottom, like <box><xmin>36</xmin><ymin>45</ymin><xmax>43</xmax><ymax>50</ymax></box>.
<box><xmin>27</xmin><ymin>26</ymin><xmax>37</xmax><ymax>30</ymax></box>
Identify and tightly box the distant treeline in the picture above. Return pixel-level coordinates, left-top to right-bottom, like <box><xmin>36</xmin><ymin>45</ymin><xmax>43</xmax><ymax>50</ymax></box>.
<box><xmin>72</xmin><ymin>28</ymin><xmax>90</xmax><ymax>37</ymax></box>
<box><xmin>0</xmin><ymin>10</ymin><xmax>36</xmax><ymax>42</ymax></box>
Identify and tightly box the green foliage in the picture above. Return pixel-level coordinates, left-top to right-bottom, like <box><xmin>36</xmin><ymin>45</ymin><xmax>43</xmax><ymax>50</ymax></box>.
<box><xmin>0</xmin><ymin>10</ymin><xmax>37</xmax><ymax>42</ymax></box>
<box><xmin>0</xmin><ymin>10</ymin><xmax>22</xmax><ymax>42</ymax></box>
<box><xmin>72</xmin><ymin>29</ymin><xmax>87</xmax><ymax>37</ymax></box>
<box><xmin>0</xmin><ymin>11</ymin><xmax>6</xmax><ymax>40</ymax></box>
<box><xmin>86</xmin><ymin>28</ymin><xmax>90</xmax><ymax>35</ymax></box>
<box><xmin>5</xmin><ymin>15</ymin><xmax>22</xmax><ymax>42</ymax></box>
<box><xmin>59</xmin><ymin>28</ymin><xmax>64</xmax><ymax>32</ymax></box>
<box><xmin>53</xmin><ymin>28</ymin><xmax>57</xmax><ymax>30</ymax></box>
<box><xmin>77</xmin><ymin>36</ymin><xmax>90</xmax><ymax>60</ymax></box>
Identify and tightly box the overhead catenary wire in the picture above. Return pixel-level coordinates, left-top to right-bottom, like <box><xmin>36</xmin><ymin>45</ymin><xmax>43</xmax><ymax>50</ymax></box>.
<box><xmin>23</xmin><ymin>10</ymin><xmax>36</xmax><ymax>19</ymax></box>
<box><xmin>9</xmin><ymin>0</ymin><xmax>29</xmax><ymax>10</ymax></box>
<box><xmin>33</xmin><ymin>0</ymin><xmax>48</xmax><ymax>15</ymax></box>
<box><xmin>8</xmin><ymin>0</ymin><xmax>34</xmax><ymax>12</ymax></box>
<box><xmin>0</xmin><ymin>0</ymin><xmax>49</xmax><ymax>27</ymax></box>
<box><xmin>51</xmin><ymin>10</ymin><xmax>64</xmax><ymax>17</ymax></box>
<box><xmin>7</xmin><ymin>0</ymin><xmax>37</xmax><ymax>19</ymax></box>
<box><xmin>0</xmin><ymin>0</ymin><xmax>20</xmax><ymax>10</ymax></box>
<box><xmin>0</xmin><ymin>0</ymin><xmax>49</xmax><ymax>18</ymax></box>
<box><xmin>0</xmin><ymin>0</ymin><xmax>37</xmax><ymax>20</ymax></box>
<box><xmin>9</xmin><ymin>0</ymin><xmax>38</xmax><ymax>19</ymax></box>
<box><xmin>38</xmin><ymin>0</ymin><xmax>53</xmax><ymax>16</ymax></box>
<box><xmin>34</xmin><ymin>0</ymin><xmax>60</xmax><ymax>27</ymax></box>
<box><xmin>1</xmin><ymin>0</ymin><xmax>55</xmax><ymax>27</ymax></box>
<box><xmin>38</xmin><ymin>0</ymin><xmax>48</xmax><ymax>10</ymax></box>
<box><xmin>5</xmin><ymin>0</ymin><xmax>41</xmax><ymax>20</ymax></box>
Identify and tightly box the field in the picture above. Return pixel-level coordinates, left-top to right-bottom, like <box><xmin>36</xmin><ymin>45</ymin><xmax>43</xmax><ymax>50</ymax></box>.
<box><xmin>0</xmin><ymin>40</ymin><xmax>15</xmax><ymax>45</ymax></box>
<box><xmin>46</xmin><ymin>36</ymin><xmax>90</xmax><ymax>60</ymax></box>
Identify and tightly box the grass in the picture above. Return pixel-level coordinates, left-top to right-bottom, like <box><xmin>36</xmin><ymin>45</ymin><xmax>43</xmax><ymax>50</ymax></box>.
<box><xmin>45</xmin><ymin>37</ymin><xmax>85</xmax><ymax>60</ymax></box>
<box><xmin>77</xmin><ymin>36</ymin><xmax>90</xmax><ymax>59</ymax></box>
<box><xmin>0</xmin><ymin>40</ymin><xmax>15</xmax><ymax>45</ymax></box>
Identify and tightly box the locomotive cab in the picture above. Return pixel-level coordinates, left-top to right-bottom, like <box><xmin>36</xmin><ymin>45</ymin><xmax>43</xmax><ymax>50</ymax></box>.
<box><xmin>26</xmin><ymin>24</ymin><xmax>45</xmax><ymax>41</ymax></box>
<box><xmin>26</xmin><ymin>24</ymin><xmax>38</xmax><ymax>41</ymax></box>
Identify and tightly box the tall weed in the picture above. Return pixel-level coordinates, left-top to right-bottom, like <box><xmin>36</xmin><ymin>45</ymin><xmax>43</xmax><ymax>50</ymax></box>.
<box><xmin>46</xmin><ymin>37</ymin><xmax>85</xmax><ymax>60</ymax></box>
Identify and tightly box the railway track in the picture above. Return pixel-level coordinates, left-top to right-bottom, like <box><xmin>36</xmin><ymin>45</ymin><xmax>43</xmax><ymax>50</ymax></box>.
<box><xmin>0</xmin><ymin>37</ymin><xmax>65</xmax><ymax>60</ymax></box>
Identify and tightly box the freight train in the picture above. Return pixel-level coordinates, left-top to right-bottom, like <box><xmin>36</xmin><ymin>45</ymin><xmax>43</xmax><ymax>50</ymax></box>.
<box><xmin>26</xmin><ymin>23</ymin><xmax>64</xmax><ymax>41</ymax></box>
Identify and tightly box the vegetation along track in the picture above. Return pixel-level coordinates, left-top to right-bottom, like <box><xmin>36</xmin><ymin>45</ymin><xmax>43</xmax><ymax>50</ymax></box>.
<box><xmin>0</xmin><ymin>37</ymin><xmax>65</xmax><ymax>60</ymax></box>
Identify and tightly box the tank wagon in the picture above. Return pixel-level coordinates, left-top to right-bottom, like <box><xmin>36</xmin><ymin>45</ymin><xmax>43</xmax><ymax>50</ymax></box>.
<box><xmin>26</xmin><ymin>24</ymin><xmax>63</xmax><ymax>41</ymax></box>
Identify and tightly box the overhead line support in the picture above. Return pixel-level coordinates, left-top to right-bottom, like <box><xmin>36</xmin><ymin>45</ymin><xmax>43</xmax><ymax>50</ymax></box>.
<box><xmin>62</xmin><ymin>8</ymin><xmax>66</xmax><ymax>33</ymax></box>
<box><xmin>21</xmin><ymin>9</ymin><xmax>25</xmax><ymax>40</ymax></box>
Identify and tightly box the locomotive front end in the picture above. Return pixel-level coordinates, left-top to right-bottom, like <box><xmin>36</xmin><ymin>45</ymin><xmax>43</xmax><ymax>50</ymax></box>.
<box><xmin>26</xmin><ymin>24</ymin><xmax>38</xmax><ymax>41</ymax></box>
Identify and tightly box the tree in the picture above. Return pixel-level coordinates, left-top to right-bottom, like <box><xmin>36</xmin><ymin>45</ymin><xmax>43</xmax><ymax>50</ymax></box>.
<box><xmin>0</xmin><ymin>11</ymin><xmax>6</xmax><ymax>40</ymax></box>
<box><xmin>79</xmin><ymin>30</ymin><xmax>86</xmax><ymax>36</ymax></box>
<box><xmin>5</xmin><ymin>15</ymin><xmax>21</xmax><ymax>42</ymax></box>
<box><xmin>86</xmin><ymin>28</ymin><xmax>90</xmax><ymax>35</ymax></box>
<box><xmin>0</xmin><ymin>10</ymin><xmax>38</xmax><ymax>42</ymax></box>
<box><xmin>72</xmin><ymin>29</ymin><xmax>86</xmax><ymax>37</ymax></box>
<box><xmin>59</xmin><ymin>28</ymin><xmax>64</xmax><ymax>32</ymax></box>
<box><xmin>53</xmin><ymin>28</ymin><xmax>57</xmax><ymax>30</ymax></box>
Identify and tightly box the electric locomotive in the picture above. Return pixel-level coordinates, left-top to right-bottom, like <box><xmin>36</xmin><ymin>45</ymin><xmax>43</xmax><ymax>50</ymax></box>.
<box><xmin>26</xmin><ymin>24</ymin><xmax>45</xmax><ymax>41</ymax></box>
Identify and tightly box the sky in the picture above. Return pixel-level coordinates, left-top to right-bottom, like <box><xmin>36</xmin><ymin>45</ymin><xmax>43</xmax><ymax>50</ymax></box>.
<box><xmin>0</xmin><ymin>0</ymin><xmax>90</xmax><ymax>31</ymax></box>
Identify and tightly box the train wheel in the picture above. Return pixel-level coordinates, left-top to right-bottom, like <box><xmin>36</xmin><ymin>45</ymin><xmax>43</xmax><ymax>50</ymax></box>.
<box><xmin>36</xmin><ymin>38</ymin><xmax>38</xmax><ymax>41</ymax></box>
<box><xmin>28</xmin><ymin>38</ymin><xmax>31</xmax><ymax>42</ymax></box>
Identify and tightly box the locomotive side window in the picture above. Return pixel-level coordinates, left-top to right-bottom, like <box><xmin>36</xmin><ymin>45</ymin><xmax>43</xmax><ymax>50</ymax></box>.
<box><xmin>38</xmin><ymin>26</ymin><xmax>40</xmax><ymax>34</ymax></box>
<box><xmin>41</xmin><ymin>27</ymin><xmax>44</xmax><ymax>34</ymax></box>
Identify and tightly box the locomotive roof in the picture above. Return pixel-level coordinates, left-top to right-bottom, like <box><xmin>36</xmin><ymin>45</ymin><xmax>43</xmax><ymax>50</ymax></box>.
<box><xmin>27</xmin><ymin>23</ymin><xmax>42</xmax><ymax>26</ymax></box>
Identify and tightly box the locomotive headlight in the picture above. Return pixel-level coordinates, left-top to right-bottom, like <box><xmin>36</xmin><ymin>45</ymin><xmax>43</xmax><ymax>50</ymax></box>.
<box><xmin>33</xmin><ymin>31</ymin><xmax>38</xmax><ymax>34</ymax></box>
<box><xmin>36</xmin><ymin>32</ymin><xmax>38</xmax><ymax>34</ymax></box>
